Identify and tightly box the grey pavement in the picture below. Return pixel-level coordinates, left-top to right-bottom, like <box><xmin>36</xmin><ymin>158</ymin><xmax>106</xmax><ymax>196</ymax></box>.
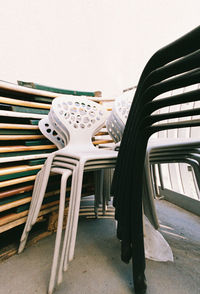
<box><xmin>0</xmin><ymin>199</ymin><xmax>199</xmax><ymax>294</ymax></box>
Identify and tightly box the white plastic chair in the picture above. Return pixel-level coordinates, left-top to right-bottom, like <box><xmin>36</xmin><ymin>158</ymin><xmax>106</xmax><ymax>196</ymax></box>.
<box><xmin>39</xmin><ymin>115</ymin><xmax>104</xmax><ymax>214</ymax></box>
<box><xmin>106</xmin><ymin>91</ymin><xmax>135</xmax><ymax>143</ymax></box>
<box><xmin>18</xmin><ymin>95</ymin><xmax>117</xmax><ymax>294</ymax></box>
<box><xmin>39</xmin><ymin>116</ymin><xmax>65</xmax><ymax>149</ymax></box>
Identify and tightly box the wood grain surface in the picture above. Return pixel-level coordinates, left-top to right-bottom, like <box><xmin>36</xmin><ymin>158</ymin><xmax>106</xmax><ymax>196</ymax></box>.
<box><xmin>0</xmin><ymin>97</ymin><xmax>51</xmax><ymax>109</ymax></box>
<box><xmin>0</xmin><ymin>135</ymin><xmax>45</xmax><ymax>140</ymax></box>
<box><xmin>0</xmin><ymin>185</ymin><xmax>34</xmax><ymax>200</ymax></box>
<box><xmin>0</xmin><ymin>145</ymin><xmax>55</xmax><ymax>153</ymax></box>
<box><xmin>0</xmin><ymin>123</ymin><xmax>39</xmax><ymax>130</ymax></box>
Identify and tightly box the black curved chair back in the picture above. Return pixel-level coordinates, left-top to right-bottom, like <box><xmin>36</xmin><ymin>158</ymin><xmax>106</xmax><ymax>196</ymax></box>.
<box><xmin>112</xmin><ymin>26</ymin><xmax>200</xmax><ymax>283</ymax></box>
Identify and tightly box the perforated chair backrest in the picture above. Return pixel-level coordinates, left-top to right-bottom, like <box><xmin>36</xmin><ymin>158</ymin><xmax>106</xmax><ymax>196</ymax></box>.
<box><xmin>51</xmin><ymin>95</ymin><xmax>108</xmax><ymax>150</ymax></box>
<box><xmin>106</xmin><ymin>111</ymin><xmax>123</xmax><ymax>143</ymax></box>
<box><xmin>48</xmin><ymin>109</ymin><xmax>69</xmax><ymax>145</ymax></box>
<box><xmin>106</xmin><ymin>90</ymin><xmax>135</xmax><ymax>143</ymax></box>
<box><xmin>38</xmin><ymin>117</ymin><xmax>65</xmax><ymax>149</ymax></box>
<box><xmin>114</xmin><ymin>90</ymin><xmax>135</xmax><ymax>125</ymax></box>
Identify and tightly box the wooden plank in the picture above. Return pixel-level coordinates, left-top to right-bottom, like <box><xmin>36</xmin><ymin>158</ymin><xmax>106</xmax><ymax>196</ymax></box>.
<box><xmin>0</xmin><ymin>135</ymin><xmax>45</xmax><ymax>141</ymax></box>
<box><xmin>0</xmin><ymin>164</ymin><xmax>43</xmax><ymax>176</ymax></box>
<box><xmin>30</xmin><ymin>120</ymin><xmax>39</xmax><ymax>125</ymax></box>
<box><xmin>0</xmin><ymin>97</ymin><xmax>51</xmax><ymax>109</ymax></box>
<box><xmin>0</xmin><ymin>145</ymin><xmax>55</xmax><ymax>153</ymax></box>
<box><xmin>0</xmin><ymin>152</ymin><xmax>50</xmax><ymax>164</ymax></box>
<box><xmin>0</xmin><ymin>80</ymin><xmax>57</xmax><ymax>98</ymax></box>
<box><xmin>0</xmin><ymin>149</ymin><xmax>55</xmax><ymax>158</ymax></box>
<box><xmin>0</xmin><ymin>178</ymin><xmax>58</xmax><ymax>200</ymax></box>
<box><xmin>0</xmin><ymin>196</ymin><xmax>32</xmax><ymax>212</ymax></box>
<box><xmin>28</xmin><ymin>158</ymin><xmax>46</xmax><ymax>166</ymax></box>
<box><xmin>0</xmin><ymin>168</ymin><xmax>40</xmax><ymax>182</ymax></box>
<box><xmin>0</xmin><ymin>129</ymin><xmax>41</xmax><ymax>135</ymax></box>
<box><xmin>0</xmin><ymin>188</ymin><xmax>62</xmax><ymax>212</ymax></box>
<box><xmin>0</xmin><ymin>123</ymin><xmax>39</xmax><ymax>130</ymax></box>
<box><xmin>93</xmin><ymin>139</ymin><xmax>114</xmax><ymax>145</ymax></box>
<box><xmin>11</xmin><ymin>106</ymin><xmax>49</xmax><ymax>115</ymax></box>
<box><xmin>0</xmin><ymin>205</ymin><xmax>58</xmax><ymax>226</ymax></box>
<box><xmin>0</xmin><ymin>185</ymin><xmax>33</xmax><ymax>200</ymax></box>
<box><xmin>25</xmin><ymin>139</ymin><xmax>51</xmax><ymax>146</ymax></box>
<box><xmin>34</xmin><ymin>97</ymin><xmax>54</xmax><ymax>103</ymax></box>
<box><xmin>0</xmin><ymin>216</ymin><xmax>44</xmax><ymax>233</ymax></box>
<box><xmin>0</xmin><ymin>192</ymin><xmax>32</xmax><ymax>206</ymax></box>
<box><xmin>17</xmin><ymin>80</ymin><xmax>96</xmax><ymax>97</ymax></box>
<box><xmin>0</xmin><ymin>187</ymin><xmax>60</xmax><ymax>206</ymax></box>
<box><xmin>0</xmin><ymin>175</ymin><xmax>36</xmax><ymax>189</ymax></box>
<box><xmin>95</xmin><ymin>131</ymin><xmax>109</xmax><ymax>136</ymax></box>
<box><xmin>0</xmin><ymin>110</ymin><xmax>47</xmax><ymax>119</ymax></box>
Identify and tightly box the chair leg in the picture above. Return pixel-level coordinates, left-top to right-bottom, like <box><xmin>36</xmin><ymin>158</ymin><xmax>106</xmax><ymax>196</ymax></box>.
<box><xmin>102</xmin><ymin>169</ymin><xmax>113</xmax><ymax>215</ymax></box>
<box><xmin>48</xmin><ymin>169</ymin><xmax>71</xmax><ymax>294</ymax></box>
<box><xmin>57</xmin><ymin>163</ymin><xmax>78</xmax><ymax>284</ymax></box>
<box><xmin>18</xmin><ymin>168</ymin><xmax>45</xmax><ymax>253</ymax></box>
<box><xmin>18</xmin><ymin>154</ymin><xmax>55</xmax><ymax>253</ymax></box>
<box><xmin>67</xmin><ymin>161</ymin><xmax>85</xmax><ymax>263</ymax></box>
<box><xmin>94</xmin><ymin>170</ymin><xmax>104</xmax><ymax>218</ymax></box>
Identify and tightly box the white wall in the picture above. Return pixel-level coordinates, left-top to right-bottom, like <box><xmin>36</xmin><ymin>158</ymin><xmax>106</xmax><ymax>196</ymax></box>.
<box><xmin>1</xmin><ymin>0</ymin><xmax>200</xmax><ymax>96</ymax></box>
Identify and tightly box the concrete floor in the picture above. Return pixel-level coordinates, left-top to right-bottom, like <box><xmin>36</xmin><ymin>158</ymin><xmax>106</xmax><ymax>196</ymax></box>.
<box><xmin>0</xmin><ymin>199</ymin><xmax>199</xmax><ymax>294</ymax></box>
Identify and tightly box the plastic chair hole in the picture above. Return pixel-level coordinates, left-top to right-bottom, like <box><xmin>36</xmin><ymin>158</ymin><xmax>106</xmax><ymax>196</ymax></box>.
<box><xmin>87</xmin><ymin>104</ymin><xmax>91</xmax><ymax>110</ymax></box>
<box><xmin>45</xmin><ymin>123</ymin><xmax>49</xmax><ymax>127</ymax></box>
<box><xmin>76</xmin><ymin>115</ymin><xmax>81</xmax><ymax>122</ymax></box>
<box><xmin>80</xmin><ymin>124</ymin><xmax>85</xmax><ymax>129</ymax></box>
<box><xmin>74</xmin><ymin>123</ymin><xmax>78</xmax><ymax>128</ymax></box>
<box><xmin>89</xmin><ymin>110</ymin><xmax>95</xmax><ymax>117</ymax></box>
<box><xmin>53</xmin><ymin>130</ymin><xmax>57</xmax><ymax>136</ymax></box>
<box><xmin>75</xmin><ymin>101</ymin><xmax>80</xmax><ymax>106</ymax></box>
<box><xmin>87</xmin><ymin>123</ymin><xmax>91</xmax><ymax>128</ymax></box>
<box><xmin>47</xmin><ymin>128</ymin><xmax>51</xmax><ymax>133</ymax></box>
<box><xmin>64</xmin><ymin>113</ymin><xmax>70</xmax><ymax>119</ymax></box>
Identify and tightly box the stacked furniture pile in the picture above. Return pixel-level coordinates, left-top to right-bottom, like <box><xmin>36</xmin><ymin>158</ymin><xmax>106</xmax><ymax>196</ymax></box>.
<box><xmin>0</xmin><ymin>81</ymin><xmax>112</xmax><ymax>254</ymax></box>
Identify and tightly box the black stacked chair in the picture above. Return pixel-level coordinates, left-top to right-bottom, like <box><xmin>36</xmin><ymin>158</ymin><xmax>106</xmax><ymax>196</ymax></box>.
<box><xmin>111</xmin><ymin>26</ymin><xmax>200</xmax><ymax>294</ymax></box>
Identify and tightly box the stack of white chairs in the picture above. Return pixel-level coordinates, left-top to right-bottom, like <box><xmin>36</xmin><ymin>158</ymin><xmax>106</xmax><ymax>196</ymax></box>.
<box><xmin>106</xmin><ymin>90</ymin><xmax>135</xmax><ymax>143</ymax></box>
<box><xmin>39</xmin><ymin>114</ymin><xmax>105</xmax><ymax>213</ymax></box>
<box><xmin>18</xmin><ymin>95</ymin><xmax>118</xmax><ymax>294</ymax></box>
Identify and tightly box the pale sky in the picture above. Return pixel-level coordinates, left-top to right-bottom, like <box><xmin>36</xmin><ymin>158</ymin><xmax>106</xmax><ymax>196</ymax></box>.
<box><xmin>1</xmin><ymin>1</ymin><xmax>200</xmax><ymax>96</ymax></box>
